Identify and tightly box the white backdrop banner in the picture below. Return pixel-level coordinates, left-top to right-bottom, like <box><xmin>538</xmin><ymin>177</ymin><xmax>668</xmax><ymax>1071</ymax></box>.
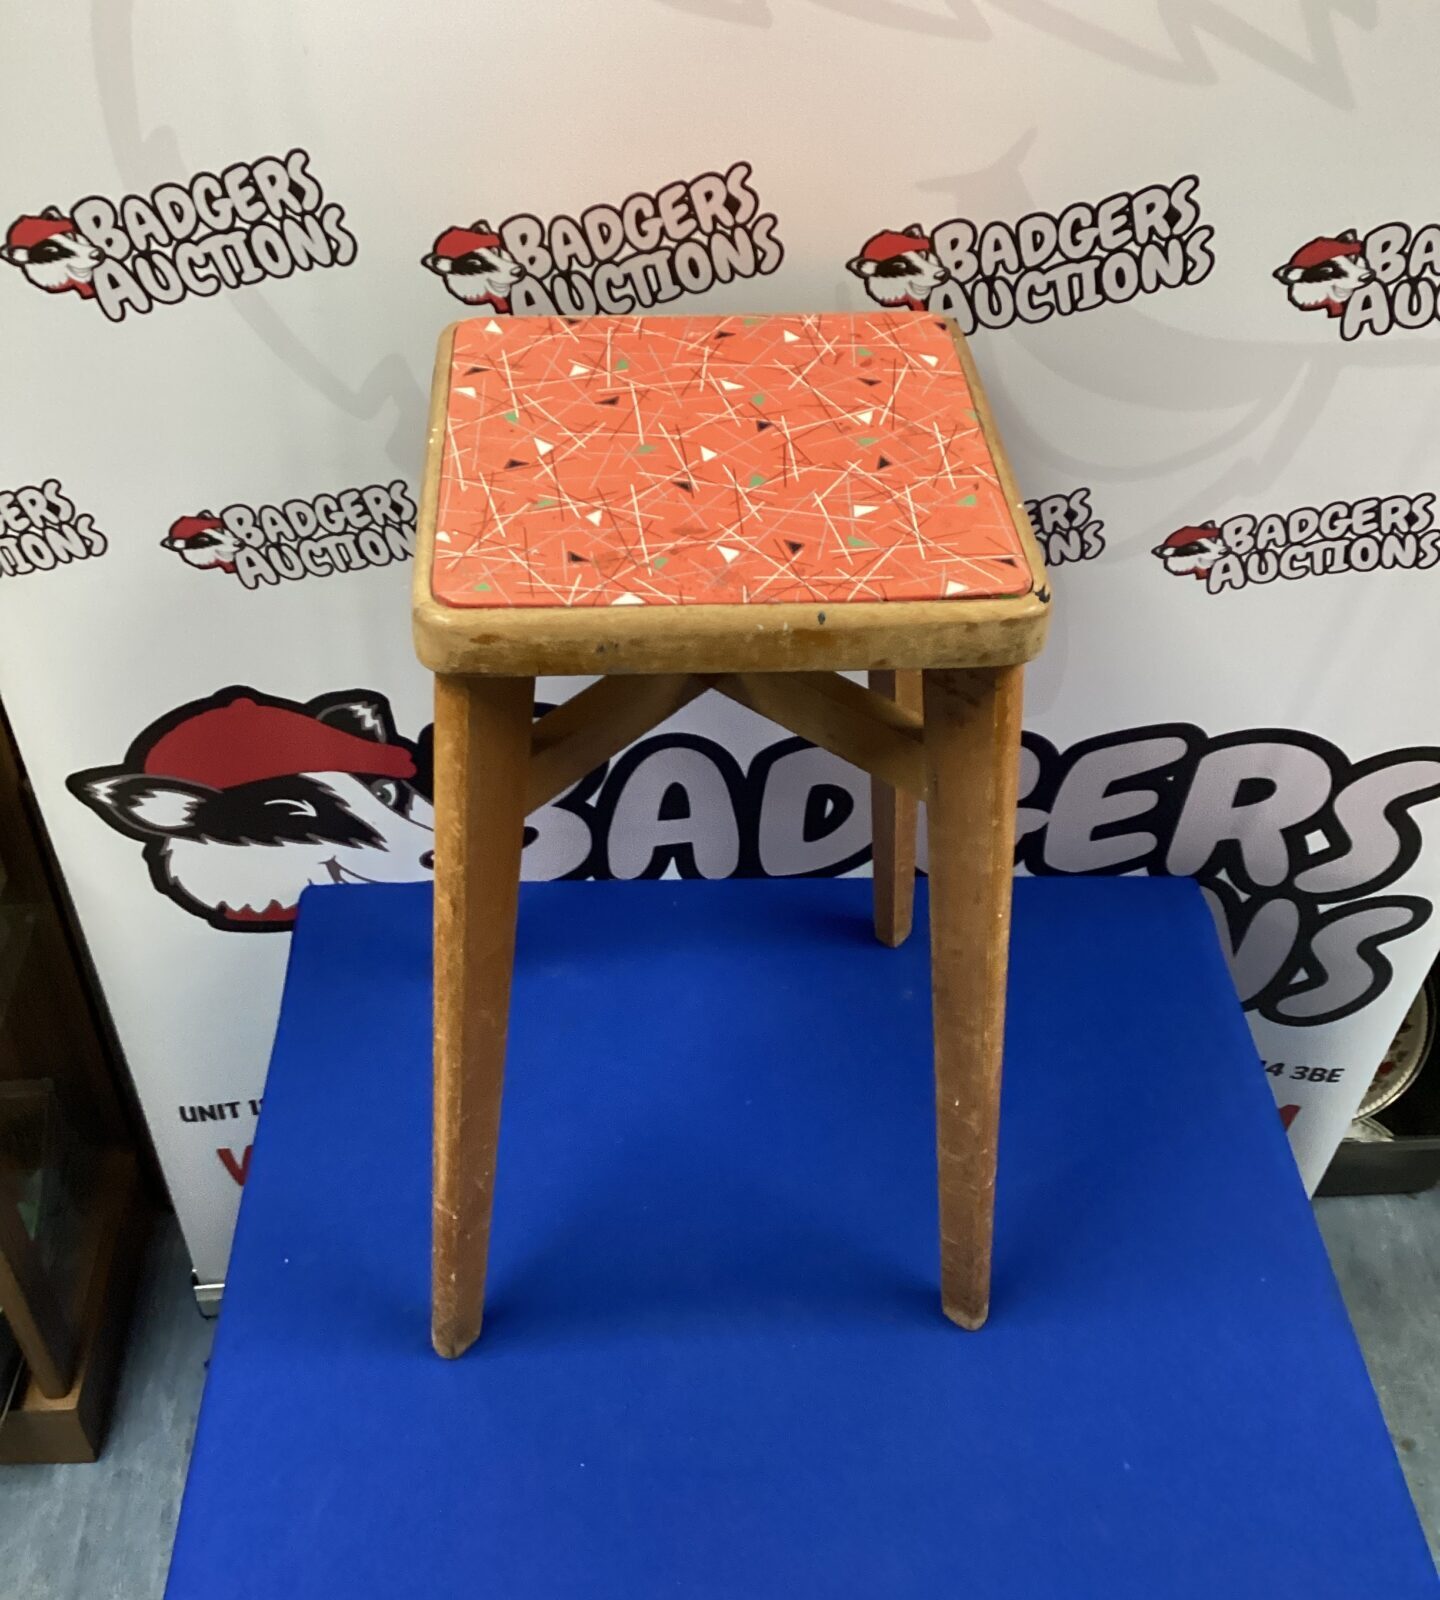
<box><xmin>3</xmin><ymin>3</ymin><xmax>1439</xmax><ymax>1284</ymax></box>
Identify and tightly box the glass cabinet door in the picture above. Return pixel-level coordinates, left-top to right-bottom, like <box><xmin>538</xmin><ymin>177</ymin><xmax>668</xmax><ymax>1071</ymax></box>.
<box><xmin>0</xmin><ymin>722</ymin><xmax>114</xmax><ymax>1417</ymax></box>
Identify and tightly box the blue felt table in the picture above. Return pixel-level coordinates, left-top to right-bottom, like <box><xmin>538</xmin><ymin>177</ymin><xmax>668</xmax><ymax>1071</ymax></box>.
<box><xmin>164</xmin><ymin>878</ymin><xmax>1436</xmax><ymax>1598</ymax></box>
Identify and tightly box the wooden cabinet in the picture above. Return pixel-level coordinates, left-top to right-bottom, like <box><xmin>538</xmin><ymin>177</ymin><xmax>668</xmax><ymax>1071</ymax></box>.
<box><xmin>0</xmin><ymin>705</ymin><xmax>147</xmax><ymax>1463</ymax></box>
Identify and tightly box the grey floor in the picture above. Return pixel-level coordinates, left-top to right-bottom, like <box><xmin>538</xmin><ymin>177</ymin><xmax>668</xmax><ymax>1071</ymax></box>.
<box><xmin>0</xmin><ymin>1196</ymin><xmax>1436</xmax><ymax>1597</ymax></box>
<box><xmin>0</xmin><ymin>1220</ymin><xmax>214</xmax><ymax>1600</ymax></box>
<box><xmin>1315</xmin><ymin>1186</ymin><xmax>1440</xmax><ymax>1555</ymax></box>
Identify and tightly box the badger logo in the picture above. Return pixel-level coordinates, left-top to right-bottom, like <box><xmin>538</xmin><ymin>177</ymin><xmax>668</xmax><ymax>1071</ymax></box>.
<box><xmin>1274</xmin><ymin>231</ymin><xmax>1374</xmax><ymax>318</ymax></box>
<box><xmin>160</xmin><ymin>513</ymin><xmax>239</xmax><ymax>574</ymax></box>
<box><xmin>1152</xmin><ymin>523</ymin><xmax>1225</xmax><ymax>580</ymax></box>
<box><xmin>846</xmin><ymin>225</ymin><xmax>948</xmax><ymax>310</ymax></box>
<box><xmin>2</xmin><ymin>208</ymin><xmax>104</xmax><ymax>298</ymax></box>
<box><xmin>68</xmin><ymin>689</ymin><xmax>434</xmax><ymax>931</ymax></box>
<box><xmin>422</xmin><ymin>220</ymin><xmax>525</xmax><ymax>310</ymax></box>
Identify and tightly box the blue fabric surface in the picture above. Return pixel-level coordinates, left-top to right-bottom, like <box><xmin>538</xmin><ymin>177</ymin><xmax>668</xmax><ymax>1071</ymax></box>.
<box><xmin>165</xmin><ymin>878</ymin><xmax>1436</xmax><ymax>1597</ymax></box>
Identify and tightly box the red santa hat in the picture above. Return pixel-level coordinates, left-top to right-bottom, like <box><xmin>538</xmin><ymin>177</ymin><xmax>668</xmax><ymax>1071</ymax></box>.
<box><xmin>857</xmin><ymin>227</ymin><xmax>933</xmax><ymax>263</ymax></box>
<box><xmin>1285</xmin><ymin>233</ymin><xmax>1363</xmax><ymax>270</ymax></box>
<box><xmin>430</xmin><ymin>221</ymin><xmax>501</xmax><ymax>259</ymax></box>
<box><xmin>6</xmin><ymin>211</ymin><xmax>77</xmax><ymax>253</ymax></box>
<box><xmin>143</xmin><ymin>698</ymin><xmax>416</xmax><ymax>789</ymax></box>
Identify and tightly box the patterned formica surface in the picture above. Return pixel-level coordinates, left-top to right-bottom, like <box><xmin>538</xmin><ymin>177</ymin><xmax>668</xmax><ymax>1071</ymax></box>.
<box><xmin>431</xmin><ymin>311</ymin><xmax>1032</xmax><ymax>609</ymax></box>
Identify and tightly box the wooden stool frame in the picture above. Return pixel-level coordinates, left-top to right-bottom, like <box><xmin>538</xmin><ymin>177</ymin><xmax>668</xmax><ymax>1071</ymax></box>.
<box><xmin>415</xmin><ymin>320</ymin><xmax>1050</xmax><ymax>1358</ymax></box>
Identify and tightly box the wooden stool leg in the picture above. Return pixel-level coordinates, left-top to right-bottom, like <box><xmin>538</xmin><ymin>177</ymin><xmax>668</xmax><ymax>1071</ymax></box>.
<box><xmin>867</xmin><ymin>669</ymin><xmax>922</xmax><ymax>947</ymax></box>
<box><xmin>922</xmin><ymin>665</ymin><xmax>1024</xmax><ymax>1330</ymax></box>
<box><xmin>432</xmin><ymin>674</ymin><xmax>534</xmax><ymax>1358</ymax></box>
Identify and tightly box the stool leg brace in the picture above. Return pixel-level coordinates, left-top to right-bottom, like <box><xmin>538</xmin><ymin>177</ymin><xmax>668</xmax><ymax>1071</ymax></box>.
<box><xmin>431</xmin><ymin>664</ymin><xmax>1024</xmax><ymax>1356</ymax></box>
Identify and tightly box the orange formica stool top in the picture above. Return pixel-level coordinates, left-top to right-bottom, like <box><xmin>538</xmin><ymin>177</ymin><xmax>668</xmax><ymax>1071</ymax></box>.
<box><xmin>429</xmin><ymin>311</ymin><xmax>1033</xmax><ymax>610</ymax></box>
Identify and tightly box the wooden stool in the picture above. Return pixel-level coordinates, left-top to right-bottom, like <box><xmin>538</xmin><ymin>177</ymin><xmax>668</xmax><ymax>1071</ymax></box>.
<box><xmin>413</xmin><ymin>311</ymin><xmax>1050</xmax><ymax>1358</ymax></box>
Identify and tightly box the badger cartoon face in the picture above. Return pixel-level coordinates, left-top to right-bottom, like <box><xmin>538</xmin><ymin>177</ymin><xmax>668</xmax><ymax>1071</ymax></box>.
<box><xmin>161</xmin><ymin>513</ymin><xmax>241</xmax><ymax>574</ymax></box>
<box><xmin>422</xmin><ymin>221</ymin><xmax>525</xmax><ymax>309</ymax></box>
<box><xmin>3</xmin><ymin>208</ymin><xmax>104</xmax><ymax>298</ymax></box>
<box><xmin>1152</xmin><ymin>523</ymin><xmax>1225</xmax><ymax>580</ymax></box>
<box><xmin>1273</xmin><ymin>231</ymin><xmax>1373</xmax><ymax>318</ymax></box>
<box><xmin>68</xmin><ymin>691</ymin><xmax>435</xmax><ymax>931</ymax></box>
<box><xmin>847</xmin><ymin>226</ymin><xmax>947</xmax><ymax>310</ymax></box>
